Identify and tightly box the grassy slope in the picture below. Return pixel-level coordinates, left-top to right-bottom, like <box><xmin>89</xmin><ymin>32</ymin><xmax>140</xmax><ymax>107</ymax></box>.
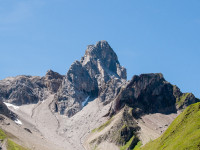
<box><xmin>90</xmin><ymin>106</ymin><xmax>140</xmax><ymax>150</ymax></box>
<box><xmin>7</xmin><ymin>139</ymin><xmax>28</xmax><ymax>150</ymax></box>
<box><xmin>92</xmin><ymin>118</ymin><xmax>113</xmax><ymax>133</ymax></box>
<box><xmin>176</xmin><ymin>93</ymin><xmax>190</xmax><ymax>108</ymax></box>
<box><xmin>120</xmin><ymin>136</ymin><xmax>135</xmax><ymax>150</ymax></box>
<box><xmin>0</xmin><ymin>128</ymin><xmax>7</xmax><ymax>140</ymax></box>
<box><xmin>0</xmin><ymin>128</ymin><xmax>28</xmax><ymax>150</ymax></box>
<box><xmin>133</xmin><ymin>141</ymin><xmax>142</xmax><ymax>150</ymax></box>
<box><xmin>141</xmin><ymin>102</ymin><xmax>200</xmax><ymax>150</ymax></box>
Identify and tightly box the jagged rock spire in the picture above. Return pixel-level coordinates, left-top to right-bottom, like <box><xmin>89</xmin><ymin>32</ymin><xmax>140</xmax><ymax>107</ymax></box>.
<box><xmin>54</xmin><ymin>41</ymin><xmax>127</xmax><ymax>117</ymax></box>
<box><xmin>81</xmin><ymin>40</ymin><xmax>127</xmax><ymax>80</ymax></box>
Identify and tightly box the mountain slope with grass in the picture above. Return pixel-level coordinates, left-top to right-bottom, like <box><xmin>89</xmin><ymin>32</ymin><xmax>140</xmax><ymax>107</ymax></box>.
<box><xmin>0</xmin><ymin>128</ymin><xmax>28</xmax><ymax>150</ymax></box>
<box><xmin>86</xmin><ymin>73</ymin><xmax>198</xmax><ymax>150</ymax></box>
<box><xmin>141</xmin><ymin>102</ymin><xmax>200</xmax><ymax>150</ymax></box>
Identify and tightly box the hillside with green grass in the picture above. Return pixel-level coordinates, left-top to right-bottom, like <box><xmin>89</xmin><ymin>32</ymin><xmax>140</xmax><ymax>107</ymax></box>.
<box><xmin>141</xmin><ymin>102</ymin><xmax>200</xmax><ymax>150</ymax></box>
<box><xmin>0</xmin><ymin>128</ymin><xmax>28</xmax><ymax>150</ymax></box>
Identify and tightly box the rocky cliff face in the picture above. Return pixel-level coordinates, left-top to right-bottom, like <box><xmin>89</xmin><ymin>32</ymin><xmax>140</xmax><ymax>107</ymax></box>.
<box><xmin>0</xmin><ymin>70</ymin><xmax>63</xmax><ymax>105</ymax></box>
<box><xmin>0</xmin><ymin>101</ymin><xmax>16</xmax><ymax>120</ymax></box>
<box><xmin>44</xmin><ymin>70</ymin><xmax>64</xmax><ymax>93</ymax></box>
<box><xmin>53</xmin><ymin>41</ymin><xmax>127</xmax><ymax>117</ymax></box>
<box><xmin>87</xmin><ymin>73</ymin><xmax>199</xmax><ymax>150</ymax></box>
<box><xmin>0</xmin><ymin>75</ymin><xmax>44</xmax><ymax>105</ymax></box>
<box><xmin>109</xmin><ymin>73</ymin><xmax>199</xmax><ymax>117</ymax></box>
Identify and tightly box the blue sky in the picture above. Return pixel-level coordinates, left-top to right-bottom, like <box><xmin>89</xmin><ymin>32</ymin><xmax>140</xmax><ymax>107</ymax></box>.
<box><xmin>0</xmin><ymin>0</ymin><xmax>200</xmax><ymax>98</ymax></box>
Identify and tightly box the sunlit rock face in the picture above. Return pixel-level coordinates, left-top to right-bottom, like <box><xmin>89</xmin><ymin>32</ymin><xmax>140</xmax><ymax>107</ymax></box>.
<box><xmin>53</xmin><ymin>41</ymin><xmax>127</xmax><ymax>117</ymax></box>
<box><xmin>44</xmin><ymin>69</ymin><xmax>64</xmax><ymax>93</ymax></box>
<box><xmin>0</xmin><ymin>70</ymin><xmax>63</xmax><ymax>105</ymax></box>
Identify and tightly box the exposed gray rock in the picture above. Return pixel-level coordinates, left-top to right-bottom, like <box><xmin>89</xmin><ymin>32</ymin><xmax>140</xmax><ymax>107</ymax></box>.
<box><xmin>0</xmin><ymin>40</ymin><xmax>199</xmax><ymax>150</ymax></box>
<box><xmin>53</xmin><ymin>41</ymin><xmax>127</xmax><ymax>117</ymax></box>
<box><xmin>109</xmin><ymin>73</ymin><xmax>199</xmax><ymax>117</ymax></box>
<box><xmin>0</xmin><ymin>75</ymin><xmax>44</xmax><ymax>105</ymax></box>
<box><xmin>0</xmin><ymin>101</ymin><xmax>16</xmax><ymax>120</ymax></box>
<box><xmin>89</xmin><ymin>106</ymin><xmax>140</xmax><ymax>150</ymax></box>
<box><xmin>81</xmin><ymin>41</ymin><xmax>126</xmax><ymax>80</ymax></box>
<box><xmin>1</xmin><ymin>40</ymin><xmax>198</xmax><ymax>121</ymax></box>
<box><xmin>44</xmin><ymin>70</ymin><xmax>64</xmax><ymax>93</ymax></box>
<box><xmin>91</xmin><ymin>73</ymin><xmax>199</xmax><ymax>150</ymax></box>
<box><xmin>0</xmin><ymin>70</ymin><xmax>63</xmax><ymax>105</ymax></box>
<box><xmin>0</xmin><ymin>41</ymin><xmax>127</xmax><ymax>117</ymax></box>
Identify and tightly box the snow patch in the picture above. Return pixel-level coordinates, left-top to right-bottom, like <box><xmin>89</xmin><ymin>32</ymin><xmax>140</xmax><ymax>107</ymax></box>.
<box><xmin>3</xmin><ymin>102</ymin><xmax>19</xmax><ymax>110</ymax></box>
<box><xmin>82</xmin><ymin>96</ymin><xmax>90</xmax><ymax>107</ymax></box>
<box><xmin>15</xmin><ymin>119</ymin><xmax>22</xmax><ymax>125</ymax></box>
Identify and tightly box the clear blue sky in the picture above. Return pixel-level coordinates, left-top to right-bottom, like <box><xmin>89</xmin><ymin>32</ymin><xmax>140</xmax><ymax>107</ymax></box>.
<box><xmin>0</xmin><ymin>0</ymin><xmax>200</xmax><ymax>98</ymax></box>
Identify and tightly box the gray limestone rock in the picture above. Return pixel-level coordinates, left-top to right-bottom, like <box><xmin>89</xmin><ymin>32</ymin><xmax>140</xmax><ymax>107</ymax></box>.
<box><xmin>44</xmin><ymin>70</ymin><xmax>64</xmax><ymax>93</ymax></box>
<box><xmin>53</xmin><ymin>41</ymin><xmax>127</xmax><ymax>117</ymax></box>
<box><xmin>0</xmin><ymin>41</ymin><xmax>127</xmax><ymax>117</ymax></box>
<box><xmin>0</xmin><ymin>76</ymin><xmax>44</xmax><ymax>105</ymax></box>
<box><xmin>1</xmin><ymin>40</ymin><xmax>197</xmax><ymax>121</ymax></box>
<box><xmin>0</xmin><ymin>70</ymin><xmax>63</xmax><ymax>105</ymax></box>
<box><xmin>0</xmin><ymin>101</ymin><xmax>16</xmax><ymax>120</ymax></box>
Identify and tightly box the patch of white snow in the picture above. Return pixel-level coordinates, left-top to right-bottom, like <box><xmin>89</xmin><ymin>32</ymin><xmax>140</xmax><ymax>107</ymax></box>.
<box><xmin>15</xmin><ymin>119</ymin><xmax>22</xmax><ymax>125</ymax></box>
<box><xmin>3</xmin><ymin>102</ymin><xmax>19</xmax><ymax>110</ymax></box>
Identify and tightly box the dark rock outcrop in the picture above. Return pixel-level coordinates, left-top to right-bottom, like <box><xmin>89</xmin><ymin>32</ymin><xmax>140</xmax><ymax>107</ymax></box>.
<box><xmin>53</xmin><ymin>41</ymin><xmax>127</xmax><ymax>117</ymax></box>
<box><xmin>44</xmin><ymin>70</ymin><xmax>64</xmax><ymax>93</ymax></box>
<box><xmin>91</xmin><ymin>73</ymin><xmax>199</xmax><ymax>150</ymax></box>
<box><xmin>0</xmin><ymin>101</ymin><xmax>16</xmax><ymax>120</ymax></box>
<box><xmin>110</xmin><ymin>73</ymin><xmax>199</xmax><ymax>117</ymax></box>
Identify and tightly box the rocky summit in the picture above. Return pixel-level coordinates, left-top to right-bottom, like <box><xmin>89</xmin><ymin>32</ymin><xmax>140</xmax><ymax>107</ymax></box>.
<box><xmin>110</xmin><ymin>73</ymin><xmax>198</xmax><ymax>116</ymax></box>
<box><xmin>0</xmin><ymin>41</ymin><xmax>199</xmax><ymax>150</ymax></box>
<box><xmin>53</xmin><ymin>40</ymin><xmax>127</xmax><ymax>117</ymax></box>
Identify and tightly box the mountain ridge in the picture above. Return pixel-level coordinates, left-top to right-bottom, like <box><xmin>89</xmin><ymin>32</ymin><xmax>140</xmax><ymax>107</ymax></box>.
<box><xmin>53</xmin><ymin>40</ymin><xmax>127</xmax><ymax>117</ymax></box>
<box><xmin>0</xmin><ymin>41</ymin><xmax>199</xmax><ymax>150</ymax></box>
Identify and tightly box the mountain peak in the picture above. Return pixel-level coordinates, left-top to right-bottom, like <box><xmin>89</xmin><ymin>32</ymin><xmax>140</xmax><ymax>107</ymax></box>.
<box><xmin>54</xmin><ymin>41</ymin><xmax>127</xmax><ymax>117</ymax></box>
<box><xmin>84</xmin><ymin>40</ymin><xmax>115</xmax><ymax>61</ymax></box>
<box><xmin>45</xmin><ymin>69</ymin><xmax>63</xmax><ymax>80</ymax></box>
<box><xmin>86</xmin><ymin>40</ymin><xmax>110</xmax><ymax>50</ymax></box>
<box><xmin>95</xmin><ymin>40</ymin><xmax>110</xmax><ymax>48</ymax></box>
<box><xmin>81</xmin><ymin>41</ymin><xmax>126</xmax><ymax>79</ymax></box>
